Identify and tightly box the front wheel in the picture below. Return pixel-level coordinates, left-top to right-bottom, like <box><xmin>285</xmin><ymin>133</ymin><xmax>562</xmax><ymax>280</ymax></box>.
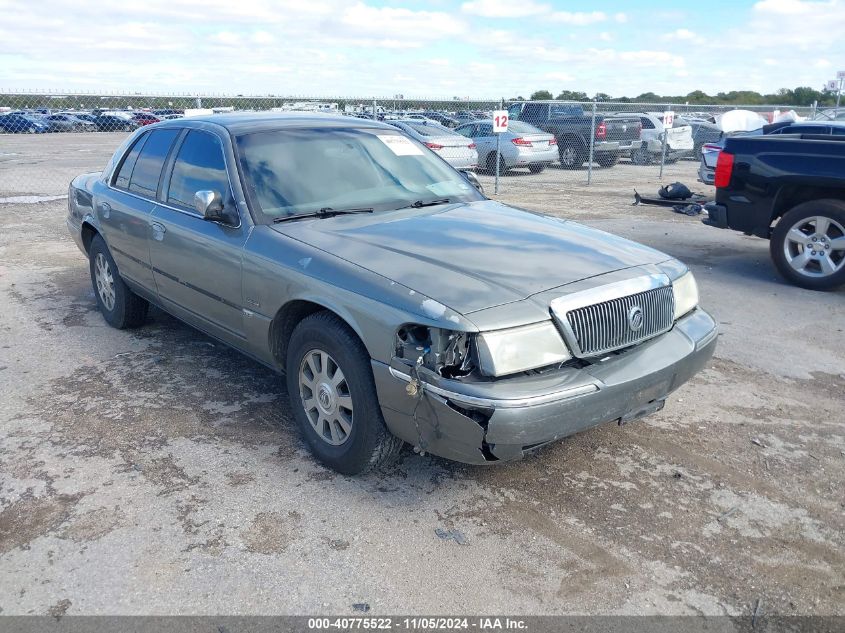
<box><xmin>89</xmin><ymin>235</ymin><xmax>149</xmax><ymax>328</ymax></box>
<box><xmin>286</xmin><ymin>312</ymin><xmax>403</xmax><ymax>475</ymax></box>
<box><xmin>770</xmin><ymin>200</ymin><xmax>845</xmax><ymax>290</ymax></box>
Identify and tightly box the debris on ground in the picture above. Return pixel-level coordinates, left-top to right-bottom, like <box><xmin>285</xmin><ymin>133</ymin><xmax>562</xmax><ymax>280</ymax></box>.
<box><xmin>659</xmin><ymin>182</ymin><xmax>693</xmax><ymax>200</ymax></box>
<box><xmin>434</xmin><ymin>527</ymin><xmax>469</xmax><ymax>545</ymax></box>
<box><xmin>633</xmin><ymin>186</ymin><xmax>710</xmax><ymax>208</ymax></box>
<box><xmin>717</xmin><ymin>507</ymin><xmax>739</xmax><ymax>522</ymax></box>
<box><xmin>672</xmin><ymin>203</ymin><xmax>704</xmax><ymax>216</ymax></box>
<box><xmin>352</xmin><ymin>603</ymin><xmax>370</xmax><ymax>613</ymax></box>
<box><xmin>751</xmin><ymin>438</ymin><xmax>767</xmax><ymax>448</ymax></box>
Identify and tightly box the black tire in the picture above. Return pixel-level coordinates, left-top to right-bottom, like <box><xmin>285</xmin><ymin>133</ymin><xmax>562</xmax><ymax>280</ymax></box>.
<box><xmin>558</xmin><ymin>141</ymin><xmax>585</xmax><ymax>169</ymax></box>
<box><xmin>770</xmin><ymin>199</ymin><xmax>845</xmax><ymax>290</ymax></box>
<box><xmin>89</xmin><ymin>235</ymin><xmax>149</xmax><ymax>328</ymax></box>
<box><xmin>595</xmin><ymin>152</ymin><xmax>619</xmax><ymax>168</ymax></box>
<box><xmin>286</xmin><ymin>312</ymin><xmax>403</xmax><ymax>475</ymax></box>
<box><xmin>485</xmin><ymin>152</ymin><xmax>507</xmax><ymax>175</ymax></box>
<box><xmin>528</xmin><ymin>163</ymin><xmax>546</xmax><ymax>174</ymax></box>
<box><xmin>630</xmin><ymin>147</ymin><xmax>652</xmax><ymax>165</ymax></box>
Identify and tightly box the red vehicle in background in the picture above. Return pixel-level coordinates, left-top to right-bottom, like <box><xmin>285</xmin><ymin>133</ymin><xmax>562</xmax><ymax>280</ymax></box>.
<box><xmin>131</xmin><ymin>112</ymin><xmax>161</xmax><ymax>126</ymax></box>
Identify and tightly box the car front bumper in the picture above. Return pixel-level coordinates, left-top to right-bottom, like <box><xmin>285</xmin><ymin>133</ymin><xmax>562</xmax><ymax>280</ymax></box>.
<box><xmin>372</xmin><ymin>308</ymin><xmax>717</xmax><ymax>465</ymax></box>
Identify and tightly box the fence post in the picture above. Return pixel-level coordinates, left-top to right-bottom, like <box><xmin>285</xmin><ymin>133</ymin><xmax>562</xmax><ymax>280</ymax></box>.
<box><xmin>494</xmin><ymin>97</ymin><xmax>504</xmax><ymax>195</ymax></box>
<box><xmin>587</xmin><ymin>100</ymin><xmax>596</xmax><ymax>185</ymax></box>
<box><xmin>659</xmin><ymin>108</ymin><xmax>668</xmax><ymax>180</ymax></box>
<box><xmin>373</xmin><ymin>97</ymin><xmax>377</xmax><ymax>120</ymax></box>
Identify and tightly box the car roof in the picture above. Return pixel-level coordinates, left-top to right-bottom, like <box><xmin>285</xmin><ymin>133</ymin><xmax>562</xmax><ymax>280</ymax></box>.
<box><xmin>155</xmin><ymin>111</ymin><xmax>392</xmax><ymax>134</ymax></box>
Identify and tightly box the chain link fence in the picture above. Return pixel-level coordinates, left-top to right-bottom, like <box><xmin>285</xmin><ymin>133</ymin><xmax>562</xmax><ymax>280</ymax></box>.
<box><xmin>0</xmin><ymin>90</ymin><xmax>816</xmax><ymax>199</ymax></box>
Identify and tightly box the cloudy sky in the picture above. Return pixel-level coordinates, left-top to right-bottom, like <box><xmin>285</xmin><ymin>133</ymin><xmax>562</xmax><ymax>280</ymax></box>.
<box><xmin>0</xmin><ymin>0</ymin><xmax>842</xmax><ymax>98</ymax></box>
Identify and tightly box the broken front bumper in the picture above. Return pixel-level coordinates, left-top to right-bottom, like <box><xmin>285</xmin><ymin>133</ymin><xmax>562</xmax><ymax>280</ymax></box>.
<box><xmin>372</xmin><ymin>308</ymin><xmax>717</xmax><ymax>465</ymax></box>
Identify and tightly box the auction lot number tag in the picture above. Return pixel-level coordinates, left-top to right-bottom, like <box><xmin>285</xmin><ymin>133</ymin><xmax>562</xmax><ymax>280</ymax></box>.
<box><xmin>492</xmin><ymin>110</ymin><xmax>509</xmax><ymax>133</ymax></box>
<box><xmin>662</xmin><ymin>111</ymin><xmax>675</xmax><ymax>127</ymax></box>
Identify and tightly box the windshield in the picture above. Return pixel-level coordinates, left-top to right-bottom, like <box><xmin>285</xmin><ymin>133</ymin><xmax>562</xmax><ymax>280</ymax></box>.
<box><xmin>236</xmin><ymin>127</ymin><xmax>482</xmax><ymax>221</ymax></box>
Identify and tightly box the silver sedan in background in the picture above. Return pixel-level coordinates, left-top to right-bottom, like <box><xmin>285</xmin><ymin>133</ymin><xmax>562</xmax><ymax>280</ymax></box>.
<box><xmin>387</xmin><ymin>120</ymin><xmax>478</xmax><ymax>170</ymax></box>
<box><xmin>455</xmin><ymin>120</ymin><xmax>557</xmax><ymax>174</ymax></box>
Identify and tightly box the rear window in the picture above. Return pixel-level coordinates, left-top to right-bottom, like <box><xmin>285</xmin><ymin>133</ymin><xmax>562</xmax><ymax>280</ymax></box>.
<box><xmin>506</xmin><ymin>120</ymin><xmax>544</xmax><ymax>134</ymax></box>
<box><xmin>127</xmin><ymin>129</ymin><xmax>180</xmax><ymax>198</ymax></box>
<box><xmin>550</xmin><ymin>104</ymin><xmax>582</xmax><ymax>117</ymax></box>
<box><xmin>113</xmin><ymin>133</ymin><xmax>149</xmax><ymax>190</ymax></box>
<box><xmin>405</xmin><ymin>122</ymin><xmax>452</xmax><ymax>137</ymax></box>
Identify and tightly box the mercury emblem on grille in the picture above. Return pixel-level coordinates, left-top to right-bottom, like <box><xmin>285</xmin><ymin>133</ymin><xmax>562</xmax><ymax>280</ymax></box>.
<box><xmin>628</xmin><ymin>305</ymin><xmax>644</xmax><ymax>331</ymax></box>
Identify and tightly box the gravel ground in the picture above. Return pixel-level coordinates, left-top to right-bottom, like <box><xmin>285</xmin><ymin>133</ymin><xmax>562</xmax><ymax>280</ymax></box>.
<box><xmin>0</xmin><ymin>133</ymin><xmax>843</xmax><ymax>617</ymax></box>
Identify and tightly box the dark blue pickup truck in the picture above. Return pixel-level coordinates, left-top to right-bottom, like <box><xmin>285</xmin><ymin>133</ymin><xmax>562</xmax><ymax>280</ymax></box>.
<box><xmin>705</xmin><ymin>134</ymin><xmax>845</xmax><ymax>290</ymax></box>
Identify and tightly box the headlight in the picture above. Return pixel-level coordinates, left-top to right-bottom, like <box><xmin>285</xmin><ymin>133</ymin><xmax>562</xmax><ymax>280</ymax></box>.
<box><xmin>476</xmin><ymin>321</ymin><xmax>571</xmax><ymax>377</ymax></box>
<box><xmin>672</xmin><ymin>271</ymin><xmax>699</xmax><ymax>320</ymax></box>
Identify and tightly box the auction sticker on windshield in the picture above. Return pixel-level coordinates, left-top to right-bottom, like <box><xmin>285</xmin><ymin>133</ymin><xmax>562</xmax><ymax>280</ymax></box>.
<box><xmin>378</xmin><ymin>134</ymin><xmax>424</xmax><ymax>155</ymax></box>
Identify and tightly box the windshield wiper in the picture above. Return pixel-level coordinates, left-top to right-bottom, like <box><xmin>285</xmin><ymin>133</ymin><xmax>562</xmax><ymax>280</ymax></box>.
<box><xmin>397</xmin><ymin>198</ymin><xmax>452</xmax><ymax>210</ymax></box>
<box><xmin>272</xmin><ymin>207</ymin><xmax>374</xmax><ymax>223</ymax></box>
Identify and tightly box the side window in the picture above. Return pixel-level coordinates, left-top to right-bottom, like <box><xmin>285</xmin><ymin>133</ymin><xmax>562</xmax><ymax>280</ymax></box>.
<box><xmin>128</xmin><ymin>129</ymin><xmax>180</xmax><ymax>198</ymax></box>
<box><xmin>832</xmin><ymin>127</ymin><xmax>845</xmax><ymax>135</ymax></box>
<box><xmin>640</xmin><ymin>117</ymin><xmax>655</xmax><ymax>129</ymax></box>
<box><xmin>166</xmin><ymin>130</ymin><xmax>229</xmax><ymax>210</ymax></box>
<box><xmin>113</xmin><ymin>133</ymin><xmax>149</xmax><ymax>190</ymax></box>
<box><xmin>478</xmin><ymin>124</ymin><xmax>493</xmax><ymax>136</ymax></box>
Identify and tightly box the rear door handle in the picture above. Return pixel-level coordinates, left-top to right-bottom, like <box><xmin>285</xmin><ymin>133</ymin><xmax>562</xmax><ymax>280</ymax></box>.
<box><xmin>150</xmin><ymin>222</ymin><xmax>166</xmax><ymax>240</ymax></box>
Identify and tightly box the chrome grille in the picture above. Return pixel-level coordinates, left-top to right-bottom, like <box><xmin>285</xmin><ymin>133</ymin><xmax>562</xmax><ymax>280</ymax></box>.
<box><xmin>564</xmin><ymin>286</ymin><xmax>674</xmax><ymax>356</ymax></box>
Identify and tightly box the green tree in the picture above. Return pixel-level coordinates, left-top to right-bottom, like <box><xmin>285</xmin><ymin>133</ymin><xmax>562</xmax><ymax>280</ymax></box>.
<box><xmin>555</xmin><ymin>90</ymin><xmax>588</xmax><ymax>101</ymax></box>
<box><xmin>530</xmin><ymin>90</ymin><xmax>554</xmax><ymax>100</ymax></box>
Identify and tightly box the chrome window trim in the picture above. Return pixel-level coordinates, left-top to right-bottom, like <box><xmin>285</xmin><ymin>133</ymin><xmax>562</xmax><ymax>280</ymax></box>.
<box><xmin>550</xmin><ymin>273</ymin><xmax>672</xmax><ymax>358</ymax></box>
<box><xmin>388</xmin><ymin>367</ymin><xmax>598</xmax><ymax>409</ymax></box>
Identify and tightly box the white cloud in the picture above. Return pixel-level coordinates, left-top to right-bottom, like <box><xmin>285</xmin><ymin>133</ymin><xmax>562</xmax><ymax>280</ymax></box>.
<box><xmin>460</xmin><ymin>0</ymin><xmax>548</xmax><ymax>18</ymax></box>
<box><xmin>664</xmin><ymin>28</ymin><xmax>697</xmax><ymax>41</ymax></box>
<box><xmin>549</xmin><ymin>11</ymin><xmax>607</xmax><ymax>25</ymax></box>
<box><xmin>753</xmin><ymin>0</ymin><xmax>821</xmax><ymax>13</ymax></box>
<box><xmin>614</xmin><ymin>13</ymin><xmax>628</xmax><ymax>23</ymax></box>
<box><xmin>599</xmin><ymin>32</ymin><xmax>612</xmax><ymax>42</ymax></box>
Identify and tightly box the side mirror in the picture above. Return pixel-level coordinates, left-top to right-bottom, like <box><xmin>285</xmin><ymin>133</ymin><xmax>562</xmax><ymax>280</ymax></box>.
<box><xmin>194</xmin><ymin>190</ymin><xmax>225</xmax><ymax>221</ymax></box>
<box><xmin>461</xmin><ymin>170</ymin><xmax>484</xmax><ymax>195</ymax></box>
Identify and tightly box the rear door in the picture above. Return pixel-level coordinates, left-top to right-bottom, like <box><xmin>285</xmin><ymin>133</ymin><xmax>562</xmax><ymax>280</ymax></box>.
<box><xmin>149</xmin><ymin>129</ymin><xmax>249</xmax><ymax>344</ymax></box>
<box><xmin>100</xmin><ymin>128</ymin><xmax>180</xmax><ymax>293</ymax></box>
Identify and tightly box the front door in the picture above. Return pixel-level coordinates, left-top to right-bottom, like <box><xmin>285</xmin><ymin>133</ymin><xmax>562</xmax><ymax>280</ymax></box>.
<box><xmin>98</xmin><ymin>128</ymin><xmax>180</xmax><ymax>293</ymax></box>
<box><xmin>148</xmin><ymin>129</ymin><xmax>249</xmax><ymax>345</ymax></box>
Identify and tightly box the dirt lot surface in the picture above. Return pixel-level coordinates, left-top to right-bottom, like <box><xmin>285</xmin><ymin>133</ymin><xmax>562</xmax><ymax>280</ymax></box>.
<box><xmin>1</xmin><ymin>133</ymin><xmax>843</xmax><ymax>616</ymax></box>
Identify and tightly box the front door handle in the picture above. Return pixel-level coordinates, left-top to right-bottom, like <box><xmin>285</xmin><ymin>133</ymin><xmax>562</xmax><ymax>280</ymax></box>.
<box><xmin>151</xmin><ymin>222</ymin><xmax>166</xmax><ymax>241</ymax></box>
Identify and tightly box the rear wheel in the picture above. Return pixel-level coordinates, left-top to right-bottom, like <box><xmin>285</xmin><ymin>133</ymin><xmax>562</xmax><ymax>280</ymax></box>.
<box><xmin>558</xmin><ymin>142</ymin><xmax>585</xmax><ymax>169</ymax></box>
<box><xmin>595</xmin><ymin>152</ymin><xmax>619</xmax><ymax>168</ymax></box>
<box><xmin>286</xmin><ymin>312</ymin><xmax>403</xmax><ymax>475</ymax></box>
<box><xmin>89</xmin><ymin>235</ymin><xmax>149</xmax><ymax>328</ymax></box>
<box><xmin>770</xmin><ymin>200</ymin><xmax>845</xmax><ymax>290</ymax></box>
<box><xmin>486</xmin><ymin>152</ymin><xmax>507</xmax><ymax>175</ymax></box>
<box><xmin>630</xmin><ymin>147</ymin><xmax>652</xmax><ymax>165</ymax></box>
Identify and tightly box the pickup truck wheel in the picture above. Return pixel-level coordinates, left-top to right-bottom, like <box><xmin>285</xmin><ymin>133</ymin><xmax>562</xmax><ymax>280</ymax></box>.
<box><xmin>630</xmin><ymin>148</ymin><xmax>652</xmax><ymax>165</ymax></box>
<box><xmin>286</xmin><ymin>312</ymin><xmax>403</xmax><ymax>475</ymax></box>
<box><xmin>558</xmin><ymin>143</ymin><xmax>585</xmax><ymax>170</ymax></box>
<box><xmin>595</xmin><ymin>153</ymin><xmax>619</xmax><ymax>168</ymax></box>
<box><xmin>771</xmin><ymin>200</ymin><xmax>845</xmax><ymax>290</ymax></box>
<box><xmin>88</xmin><ymin>235</ymin><xmax>149</xmax><ymax>328</ymax></box>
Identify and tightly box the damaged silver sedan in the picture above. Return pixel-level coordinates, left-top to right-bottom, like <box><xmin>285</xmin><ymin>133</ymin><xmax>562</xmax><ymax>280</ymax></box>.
<box><xmin>67</xmin><ymin>112</ymin><xmax>717</xmax><ymax>474</ymax></box>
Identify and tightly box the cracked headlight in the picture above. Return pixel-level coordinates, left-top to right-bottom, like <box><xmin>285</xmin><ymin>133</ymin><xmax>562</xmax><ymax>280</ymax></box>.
<box><xmin>475</xmin><ymin>321</ymin><xmax>571</xmax><ymax>377</ymax></box>
<box><xmin>672</xmin><ymin>271</ymin><xmax>699</xmax><ymax>320</ymax></box>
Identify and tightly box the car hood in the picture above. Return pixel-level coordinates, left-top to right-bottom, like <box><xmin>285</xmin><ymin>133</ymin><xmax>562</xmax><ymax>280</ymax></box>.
<box><xmin>271</xmin><ymin>200</ymin><xmax>669</xmax><ymax>315</ymax></box>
